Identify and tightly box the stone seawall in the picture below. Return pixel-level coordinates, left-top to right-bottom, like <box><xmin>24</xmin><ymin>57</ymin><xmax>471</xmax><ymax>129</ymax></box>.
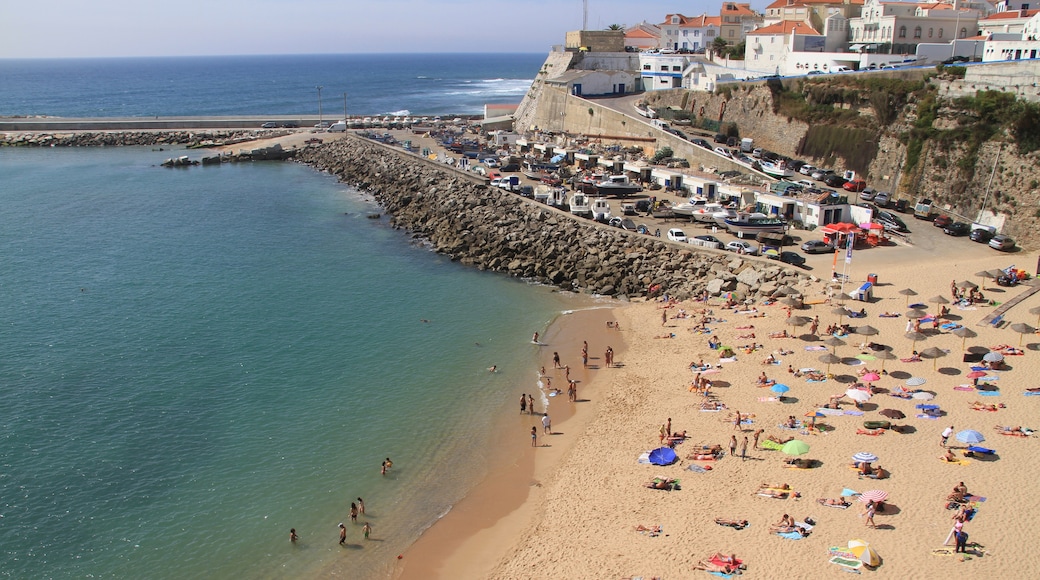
<box><xmin>297</xmin><ymin>136</ymin><xmax>810</xmax><ymax>300</ymax></box>
<box><xmin>1</xmin><ymin>130</ymin><xmax>257</xmax><ymax>148</ymax></box>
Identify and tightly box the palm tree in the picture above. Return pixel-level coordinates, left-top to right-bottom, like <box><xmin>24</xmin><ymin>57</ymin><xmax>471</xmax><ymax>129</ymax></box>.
<box><xmin>606</xmin><ymin>24</ymin><xmax>624</xmax><ymax>31</ymax></box>
<box><xmin>711</xmin><ymin>37</ymin><xmax>729</xmax><ymax>57</ymax></box>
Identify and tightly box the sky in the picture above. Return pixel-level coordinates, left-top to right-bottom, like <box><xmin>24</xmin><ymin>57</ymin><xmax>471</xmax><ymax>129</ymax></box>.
<box><xmin>0</xmin><ymin>0</ymin><xmax>767</xmax><ymax>58</ymax></box>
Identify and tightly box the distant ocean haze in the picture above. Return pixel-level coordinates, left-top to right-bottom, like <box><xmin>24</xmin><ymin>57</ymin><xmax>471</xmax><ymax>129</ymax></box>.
<box><xmin>0</xmin><ymin>53</ymin><xmax>543</xmax><ymax>118</ymax></box>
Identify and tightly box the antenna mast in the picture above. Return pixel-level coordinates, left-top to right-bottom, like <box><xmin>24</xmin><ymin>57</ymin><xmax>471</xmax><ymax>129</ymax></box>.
<box><xmin>583</xmin><ymin>0</ymin><xmax>588</xmax><ymax>30</ymax></box>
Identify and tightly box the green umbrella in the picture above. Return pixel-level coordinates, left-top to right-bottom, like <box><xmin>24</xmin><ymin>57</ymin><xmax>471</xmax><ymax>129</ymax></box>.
<box><xmin>781</xmin><ymin>439</ymin><xmax>810</xmax><ymax>456</ymax></box>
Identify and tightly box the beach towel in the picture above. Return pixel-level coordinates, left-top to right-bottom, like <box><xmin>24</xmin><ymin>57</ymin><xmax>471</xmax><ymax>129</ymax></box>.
<box><xmin>759</xmin><ymin>440</ymin><xmax>783</xmax><ymax>451</ymax></box>
<box><xmin>706</xmin><ymin>572</ymin><xmax>736</xmax><ymax>579</ymax></box>
<box><xmin>805</xmin><ymin>345</ymin><xmax>827</xmax><ymax>351</ymax></box>
<box><xmin>977</xmin><ymin>375</ymin><xmax>1000</xmax><ymax>381</ymax></box>
<box><xmin>917</xmin><ymin>414</ymin><xmax>941</xmax><ymax>419</ymax></box>
<box><xmin>844</xmin><ymin>410</ymin><xmax>865</xmax><ymax>416</ymax></box>
<box><xmin>900</xmin><ymin>357</ymin><xmax>922</xmax><ymax>363</ymax></box>
<box><xmin>828</xmin><ymin>555</ymin><xmax>863</xmax><ymax>570</ymax></box>
<box><xmin>806</xmin><ymin>378</ymin><xmax>828</xmax><ymax>383</ymax></box>
<box><xmin>953</xmin><ymin>386</ymin><xmax>975</xmax><ymax>391</ymax></box>
<box><xmin>719</xmin><ymin>357</ymin><xmax>738</xmax><ymax>363</ymax></box>
<box><xmin>686</xmin><ymin>464</ymin><xmax>709</xmax><ymax>473</ymax></box>
<box><xmin>757</xmin><ymin>492</ymin><xmax>790</xmax><ymax>499</ymax></box>
<box><xmin>1024</xmin><ymin>391</ymin><xmax>1040</xmax><ymax>396</ymax></box>
<box><xmin>966</xmin><ymin>495</ymin><xmax>987</xmax><ymax>502</ymax></box>
<box><xmin>916</xmin><ymin>404</ymin><xmax>939</xmax><ymax>409</ymax></box>
<box><xmin>969</xmin><ymin>365</ymin><xmax>988</xmax><ymax>371</ymax></box>
<box><xmin>978</xmin><ymin>390</ymin><xmax>1001</xmax><ymax>397</ymax></box>
<box><xmin>637</xmin><ymin>452</ymin><xmax>651</xmax><ymax>464</ymax></box>
<box><xmin>841</xmin><ymin>488</ymin><xmax>860</xmax><ymax>496</ymax></box>
<box><xmin>759</xmin><ymin>397</ymin><xmax>780</xmax><ymax>403</ymax></box>
<box><xmin>777</xmin><ymin>531</ymin><xmax>803</xmax><ymax>540</ymax></box>
<box><xmin>940</xmin><ymin>458</ymin><xmax>971</xmax><ymax>465</ymax></box>
<box><xmin>817</xmin><ymin>408</ymin><xmax>844</xmax><ymax>416</ymax></box>
<box><xmin>941</xmin><ymin>323</ymin><xmax>962</xmax><ymax>330</ymax></box>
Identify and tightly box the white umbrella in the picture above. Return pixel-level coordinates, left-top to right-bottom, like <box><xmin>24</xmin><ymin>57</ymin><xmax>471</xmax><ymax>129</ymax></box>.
<box><xmin>905</xmin><ymin>376</ymin><xmax>927</xmax><ymax>387</ymax></box>
<box><xmin>912</xmin><ymin>391</ymin><xmax>935</xmax><ymax>400</ymax></box>
<box><xmin>983</xmin><ymin>352</ymin><xmax>1004</xmax><ymax>363</ymax></box>
<box><xmin>846</xmin><ymin>389</ymin><xmax>871</xmax><ymax>403</ymax></box>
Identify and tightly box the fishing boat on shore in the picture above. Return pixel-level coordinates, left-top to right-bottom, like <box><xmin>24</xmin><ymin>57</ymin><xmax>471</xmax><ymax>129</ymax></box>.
<box><xmin>712</xmin><ymin>208</ymin><xmax>738</xmax><ymax>227</ymax></box>
<box><xmin>671</xmin><ymin>196</ymin><xmax>710</xmax><ymax>218</ymax></box>
<box><xmin>724</xmin><ymin>212</ymin><xmax>788</xmax><ymax>236</ymax></box>
<box><xmin>570</xmin><ymin>193</ymin><xmax>592</xmax><ymax>217</ymax></box>
<box><xmin>691</xmin><ymin>202</ymin><xmax>727</xmax><ymax>223</ymax></box>
<box><xmin>758</xmin><ymin>159</ymin><xmax>794</xmax><ymax>179</ymax></box>
<box><xmin>591</xmin><ymin>198</ymin><xmax>612</xmax><ymax>222</ymax></box>
<box><xmin>594</xmin><ymin>174</ymin><xmax>642</xmax><ymax>197</ymax></box>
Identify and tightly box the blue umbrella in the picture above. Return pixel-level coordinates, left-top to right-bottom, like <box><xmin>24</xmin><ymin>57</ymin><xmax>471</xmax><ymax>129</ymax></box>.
<box><xmin>771</xmin><ymin>383</ymin><xmax>790</xmax><ymax>394</ymax></box>
<box><xmin>648</xmin><ymin>447</ymin><xmax>678</xmax><ymax>466</ymax></box>
<box><xmin>956</xmin><ymin>430</ymin><xmax>986</xmax><ymax>444</ymax></box>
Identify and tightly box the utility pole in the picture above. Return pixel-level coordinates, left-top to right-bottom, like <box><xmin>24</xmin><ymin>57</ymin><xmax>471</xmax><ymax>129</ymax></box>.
<box><xmin>316</xmin><ymin>85</ymin><xmax>324</xmax><ymax>127</ymax></box>
<box><xmin>583</xmin><ymin>0</ymin><xmax>588</xmax><ymax>30</ymax></box>
<box><xmin>343</xmin><ymin>93</ymin><xmax>348</xmax><ymax>123</ymax></box>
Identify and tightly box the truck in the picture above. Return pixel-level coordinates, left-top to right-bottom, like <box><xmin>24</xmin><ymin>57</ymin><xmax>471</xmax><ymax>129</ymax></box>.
<box><xmin>740</xmin><ymin>138</ymin><xmax>754</xmax><ymax>153</ymax></box>
<box><xmin>913</xmin><ymin>198</ymin><xmax>934</xmax><ymax>220</ymax></box>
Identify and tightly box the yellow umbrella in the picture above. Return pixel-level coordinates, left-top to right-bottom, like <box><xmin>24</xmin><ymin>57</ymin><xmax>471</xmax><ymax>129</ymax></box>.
<box><xmin>848</xmin><ymin>539</ymin><xmax>881</xmax><ymax>567</ymax></box>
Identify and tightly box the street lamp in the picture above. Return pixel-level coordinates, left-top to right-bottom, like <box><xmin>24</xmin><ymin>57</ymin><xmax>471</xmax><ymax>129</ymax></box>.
<box><xmin>973</xmin><ymin>40</ymin><xmax>979</xmax><ymax>62</ymax></box>
<box><xmin>316</xmin><ymin>85</ymin><xmax>324</xmax><ymax>127</ymax></box>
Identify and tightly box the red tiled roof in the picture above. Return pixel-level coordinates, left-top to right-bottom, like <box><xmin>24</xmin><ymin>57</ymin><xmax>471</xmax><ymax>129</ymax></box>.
<box><xmin>767</xmin><ymin>0</ymin><xmax>864</xmax><ymax>8</ymax></box>
<box><xmin>681</xmin><ymin>14</ymin><xmax>722</xmax><ymax>27</ymax></box>
<box><xmin>626</xmin><ymin>28</ymin><xmax>658</xmax><ymax>38</ymax></box>
<box><xmin>721</xmin><ymin>2</ymin><xmax>757</xmax><ymax>16</ymax></box>
<box><xmin>748</xmin><ymin>21</ymin><xmax>822</xmax><ymax>35</ymax></box>
<box><xmin>982</xmin><ymin>9</ymin><xmax>1039</xmax><ymax>20</ymax></box>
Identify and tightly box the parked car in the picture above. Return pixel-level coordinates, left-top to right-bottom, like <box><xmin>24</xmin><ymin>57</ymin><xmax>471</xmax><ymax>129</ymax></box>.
<box><xmin>799</xmin><ymin>164</ymin><xmax>817</xmax><ymax>176</ymax></box>
<box><xmin>281</xmin><ymin>122</ymin><xmax>299</xmax><ymax>128</ymax></box>
<box><xmin>989</xmin><ymin>234</ymin><xmax>1016</xmax><ymax>251</ymax></box>
<box><xmin>933</xmin><ymin>215</ymin><xmax>953</xmax><ymax>228</ymax></box>
<box><xmin>726</xmin><ymin>240</ymin><xmax>759</xmax><ymax>255</ymax></box>
<box><xmin>844</xmin><ymin>179</ymin><xmax>868</xmax><ymax>192</ymax></box>
<box><xmin>811</xmin><ymin>168</ymin><xmax>834</xmax><ymax>181</ymax></box>
<box><xmin>314</xmin><ymin>121</ymin><xmax>331</xmax><ymax>129</ymax></box>
<box><xmin>768</xmin><ymin>251</ymin><xmax>807</xmax><ymax>266</ymax></box>
<box><xmin>874</xmin><ymin>191</ymin><xmax>890</xmax><ymax>207</ymax></box>
<box><xmin>969</xmin><ymin>228</ymin><xmax>994</xmax><ymax>243</ymax></box>
<box><xmin>481</xmin><ymin>158</ymin><xmax>499</xmax><ymax>168</ymax></box>
<box><xmin>801</xmin><ymin>240</ymin><xmax>835</xmax><ymax>254</ymax></box>
<box><xmin>943</xmin><ymin>56</ymin><xmax>970</xmax><ymax>64</ymax></box>
<box><xmin>859</xmin><ymin>188</ymin><xmax>876</xmax><ymax>201</ymax></box>
<box><xmin>635</xmin><ymin>199</ymin><xmax>652</xmax><ymax>214</ymax></box>
<box><xmin>692</xmin><ymin>138</ymin><xmax>711</xmax><ymax>149</ymax></box>
<box><xmin>666</xmin><ymin>228</ymin><xmax>688</xmax><ymax>242</ymax></box>
<box><xmin>824</xmin><ymin>174</ymin><xmax>849</xmax><ymax>188</ymax></box>
<box><xmin>694</xmin><ymin>235</ymin><xmax>724</xmax><ymax>245</ymax></box>
<box><xmin>876</xmin><ymin>211</ymin><xmax>909</xmax><ymax>232</ymax></box>
<box><xmin>261</xmin><ymin>122</ymin><xmax>279</xmax><ymax>128</ymax></box>
<box><xmin>714</xmin><ymin>146</ymin><xmax>732</xmax><ymax>158</ymax></box>
<box><xmin>943</xmin><ymin>222</ymin><xmax>971</xmax><ymax>236</ymax></box>
<box><xmin>500</xmin><ymin>163</ymin><xmax>520</xmax><ymax>172</ymax></box>
<box><xmin>892</xmin><ymin>199</ymin><xmax>909</xmax><ymax>213</ymax></box>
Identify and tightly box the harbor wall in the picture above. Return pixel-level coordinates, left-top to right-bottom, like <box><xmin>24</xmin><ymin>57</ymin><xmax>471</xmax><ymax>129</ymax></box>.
<box><xmin>296</xmin><ymin>135</ymin><xmax>810</xmax><ymax>300</ymax></box>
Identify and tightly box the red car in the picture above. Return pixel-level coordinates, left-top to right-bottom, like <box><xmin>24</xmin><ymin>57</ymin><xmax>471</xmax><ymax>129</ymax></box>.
<box><xmin>933</xmin><ymin>215</ymin><xmax>953</xmax><ymax>228</ymax></box>
<box><xmin>843</xmin><ymin>179</ymin><xmax>867</xmax><ymax>192</ymax></box>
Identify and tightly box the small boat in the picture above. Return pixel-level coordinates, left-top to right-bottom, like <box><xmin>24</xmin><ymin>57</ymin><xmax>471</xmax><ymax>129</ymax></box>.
<box><xmin>594</xmin><ymin>174</ymin><xmax>642</xmax><ymax>197</ymax></box>
<box><xmin>548</xmin><ymin>187</ymin><xmax>568</xmax><ymax>209</ymax></box>
<box><xmin>570</xmin><ymin>193</ymin><xmax>592</xmax><ymax>217</ymax></box>
<box><xmin>758</xmin><ymin>159</ymin><xmax>795</xmax><ymax>179</ymax></box>
<box><xmin>671</xmin><ymin>196</ymin><xmax>710</xmax><ymax>217</ymax></box>
<box><xmin>712</xmin><ymin>208</ymin><xmax>738</xmax><ymax>227</ymax></box>
<box><xmin>591</xmin><ymin>198</ymin><xmax>612</xmax><ymax>222</ymax></box>
<box><xmin>691</xmin><ymin>202</ymin><xmax>726</xmax><ymax>223</ymax></box>
<box><xmin>724</xmin><ymin>212</ymin><xmax>788</xmax><ymax>236</ymax></box>
<box><xmin>533</xmin><ymin>185</ymin><xmax>552</xmax><ymax>204</ymax></box>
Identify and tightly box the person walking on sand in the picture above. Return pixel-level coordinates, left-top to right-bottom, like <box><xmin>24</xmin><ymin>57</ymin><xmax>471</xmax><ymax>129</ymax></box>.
<box><xmin>568</xmin><ymin>380</ymin><xmax>577</xmax><ymax>402</ymax></box>
<box><xmin>553</xmin><ymin>351</ymin><xmax>562</xmax><ymax>369</ymax></box>
<box><xmin>729</xmin><ymin>435</ymin><xmax>737</xmax><ymax>457</ymax></box>
<box><xmin>863</xmin><ymin>501</ymin><xmax>877</xmax><ymax>528</ymax></box>
<box><xmin>666</xmin><ymin>417</ymin><xmax>672</xmax><ymax>437</ymax></box>
<box><xmin>350</xmin><ymin>502</ymin><xmax>358</xmax><ymax>523</ymax></box>
<box><xmin>605</xmin><ymin>347</ymin><xmax>614</xmax><ymax>367</ymax></box>
<box><xmin>662</xmin><ymin>310</ymin><xmax>668</xmax><ymax>326</ymax></box>
<box><xmin>542</xmin><ymin>413</ymin><xmax>551</xmax><ymax>434</ymax></box>
<box><xmin>941</xmin><ymin>425</ymin><xmax>954</xmax><ymax>447</ymax></box>
<box><xmin>531</xmin><ymin>426</ymin><xmax>538</xmax><ymax>447</ymax></box>
<box><xmin>753</xmin><ymin>428</ymin><xmax>763</xmax><ymax>450</ymax></box>
<box><xmin>740</xmin><ymin>437</ymin><xmax>748</xmax><ymax>461</ymax></box>
<box><xmin>527</xmin><ymin>394</ymin><xmax>535</xmax><ymax>415</ymax></box>
<box><xmin>357</xmin><ymin>497</ymin><xmax>365</xmax><ymax>515</ymax></box>
<box><xmin>290</xmin><ymin>528</ymin><xmax>298</xmax><ymax>543</ymax></box>
<box><xmin>339</xmin><ymin>523</ymin><xmax>347</xmax><ymax>545</ymax></box>
<box><xmin>733</xmin><ymin>411</ymin><xmax>742</xmax><ymax>431</ymax></box>
<box><xmin>520</xmin><ymin>393</ymin><xmax>527</xmax><ymax>414</ymax></box>
<box><xmin>362</xmin><ymin>522</ymin><xmax>372</xmax><ymax>540</ymax></box>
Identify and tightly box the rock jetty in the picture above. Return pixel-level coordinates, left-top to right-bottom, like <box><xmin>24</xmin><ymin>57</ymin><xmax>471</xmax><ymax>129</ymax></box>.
<box><xmin>298</xmin><ymin>136</ymin><xmax>810</xmax><ymax>300</ymax></box>
<box><xmin>0</xmin><ymin>130</ymin><xmax>256</xmax><ymax>148</ymax></box>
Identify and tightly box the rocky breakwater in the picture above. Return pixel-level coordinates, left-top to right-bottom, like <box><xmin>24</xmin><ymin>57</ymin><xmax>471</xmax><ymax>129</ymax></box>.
<box><xmin>298</xmin><ymin>137</ymin><xmax>810</xmax><ymax>300</ymax></box>
<box><xmin>1</xmin><ymin>130</ymin><xmax>256</xmax><ymax>148</ymax></box>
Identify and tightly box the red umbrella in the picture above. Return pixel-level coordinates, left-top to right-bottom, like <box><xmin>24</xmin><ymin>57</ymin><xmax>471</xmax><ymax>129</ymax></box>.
<box><xmin>966</xmin><ymin>370</ymin><xmax>986</xmax><ymax>379</ymax></box>
<box><xmin>862</xmin><ymin>372</ymin><xmax>881</xmax><ymax>383</ymax></box>
<box><xmin>859</xmin><ymin>490</ymin><xmax>889</xmax><ymax>503</ymax></box>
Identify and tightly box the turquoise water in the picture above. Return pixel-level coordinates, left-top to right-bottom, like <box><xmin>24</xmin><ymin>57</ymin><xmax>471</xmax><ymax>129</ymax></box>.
<box><xmin>0</xmin><ymin>146</ymin><xmax>577</xmax><ymax>578</ymax></box>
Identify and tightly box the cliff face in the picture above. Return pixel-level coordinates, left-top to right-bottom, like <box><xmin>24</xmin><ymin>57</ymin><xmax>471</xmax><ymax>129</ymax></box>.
<box><xmin>296</xmin><ymin>136</ymin><xmax>810</xmax><ymax>300</ymax></box>
<box><xmin>629</xmin><ymin>77</ymin><xmax>1040</xmax><ymax>249</ymax></box>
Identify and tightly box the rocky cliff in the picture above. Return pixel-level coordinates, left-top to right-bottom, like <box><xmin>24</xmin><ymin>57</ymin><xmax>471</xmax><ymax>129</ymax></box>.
<box><xmin>296</xmin><ymin>136</ymin><xmax>810</xmax><ymax>300</ymax></box>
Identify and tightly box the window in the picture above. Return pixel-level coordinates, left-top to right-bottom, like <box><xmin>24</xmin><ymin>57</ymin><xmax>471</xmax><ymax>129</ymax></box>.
<box><xmin>960</xmin><ymin>27</ymin><xmax>967</xmax><ymax>39</ymax></box>
<box><xmin>661</xmin><ymin>66</ymin><xmax>668</xmax><ymax>71</ymax></box>
<box><xmin>729</xmin><ymin>29</ymin><xmax>734</xmax><ymax>37</ymax></box>
<box><xmin>899</xmin><ymin>26</ymin><xmax>906</xmax><ymax>38</ymax></box>
<box><xmin>707</xmin><ymin>30</ymin><xmax>715</xmax><ymax>37</ymax></box>
<box><xmin>928</xmin><ymin>28</ymin><xmax>933</xmax><ymax>38</ymax></box>
<box><xmin>671</xmin><ymin>16</ymin><xmax>679</xmax><ymax>24</ymax></box>
<box><xmin>683</xmin><ymin>30</ymin><xmax>688</xmax><ymax>37</ymax></box>
<box><xmin>914</xmin><ymin>26</ymin><xmax>922</xmax><ymax>39</ymax></box>
<box><xmin>938</xmin><ymin>28</ymin><xmax>943</xmax><ymax>38</ymax></box>
<box><xmin>672</xmin><ymin>65</ymin><xmax>681</xmax><ymax>71</ymax></box>
<box><xmin>643</xmin><ymin>64</ymin><xmax>651</xmax><ymax>70</ymax></box>
<box><xmin>694</xmin><ymin>30</ymin><xmax>700</xmax><ymax>36</ymax></box>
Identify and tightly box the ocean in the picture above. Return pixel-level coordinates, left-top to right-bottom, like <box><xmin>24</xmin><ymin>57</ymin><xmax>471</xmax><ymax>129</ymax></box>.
<box><xmin>0</xmin><ymin>54</ymin><xmax>592</xmax><ymax>579</ymax></box>
<box><xmin>0</xmin><ymin>53</ymin><xmax>544</xmax><ymax>118</ymax></box>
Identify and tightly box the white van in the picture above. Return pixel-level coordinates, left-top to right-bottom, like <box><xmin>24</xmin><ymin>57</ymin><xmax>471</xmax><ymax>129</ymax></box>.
<box><xmin>326</xmin><ymin>121</ymin><xmax>347</xmax><ymax>133</ymax></box>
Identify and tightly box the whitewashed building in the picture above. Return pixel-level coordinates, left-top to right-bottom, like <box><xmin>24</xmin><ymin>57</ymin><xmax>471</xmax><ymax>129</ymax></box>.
<box><xmin>657</xmin><ymin>13</ymin><xmax>722</xmax><ymax>51</ymax></box>
<box><xmin>543</xmin><ymin>70</ymin><xmax>635</xmax><ymax>97</ymax></box>
<box><xmin>848</xmin><ymin>0</ymin><xmax>982</xmax><ymax>54</ymax></box>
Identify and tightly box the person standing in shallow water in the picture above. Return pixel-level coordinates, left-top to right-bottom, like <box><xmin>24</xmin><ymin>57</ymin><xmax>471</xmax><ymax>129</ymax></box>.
<box><xmin>528</xmin><ymin>393</ymin><xmax>534</xmax><ymax>415</ymax></box>
<box><xmin>350</xmin><ymin>502</ymin><xmax>358</xmax><ymax>523</ymax></box>
<box><xmin>520</xmin><ymin>393</ymin><xmax>527</xmax><ymax>414</ymax></box>
<box><xmin>290</xmin><ymin>528</ymin><xmax>298</xmax><ymax>543</ymax></box>
<box><xmin>339</xmin><ymin>523</ymin><xmax>347</xmax><ymax>545</ymax></box>
<box><xmin>357</xmin><ymin>497</ymin><xmax>365</xmax><ymax>515</ymax></box>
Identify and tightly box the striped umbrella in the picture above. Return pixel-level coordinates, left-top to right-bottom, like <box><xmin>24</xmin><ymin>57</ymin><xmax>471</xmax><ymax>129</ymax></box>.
<box><xmin>848</xmin><ymin>540</ymin><xmax>881</xmax><ymax>567</ymax></box>
<box><xmin>859</xmin><ymin>490</ymin><xmax>889</xmax><ymax>503</ymax></box>
<box><xmin>852</xmin><ymin>452</ymin><xmax>878</xmax><ymax>463</ymax></box>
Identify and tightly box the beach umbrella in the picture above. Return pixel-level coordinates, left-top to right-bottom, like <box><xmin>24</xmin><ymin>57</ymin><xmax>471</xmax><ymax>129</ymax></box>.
<box><xmin>874</xmin><ymin>350</ymin><xmax>897</xmax><ymax>373</ymax></box>
<box><xmin>786</xmin><ymin>315</ymin><xmax>811</xmax><ymax>327</ymax></box>
<box><xmin>905</xmin><ymin>331</ymin><xmax>927</xmax><ymax>351</ymax></box>
<box><xmin>879</xmin><ymin>409</ymin><xmax>905</xmax><ymax>419</ymax></box>
<box><xmin>983</xmin><ymin>351</ymin><xmax>1004</xmax><ymax>363</ymax></box>
<box><xmin>647</xmin><ymin>446</ymin><xmax>678</xmax><ymax>466</ymax></box>
<box><xmin>905</xmin><ymin>376</ymin><xmax>927</xmax><ymax>387</ymax></box>
<box><xmin>920</xmin><ymin>346</ymin><xmax>947</xmax><ymax>370</ymax></box>
<box><xmin>781</xmin><ymin>439</ymin><xmax>810</xmax><ymax>456</ymax></box>
<box><xmin>855</xmin><ymin>325</ymin><xmax>879</xmax><ymax>336</ymax></box>
<box><xmin>763</xmin><ymin>248</ymin><xmax>780</xmax><ymax>258</ymax></box>
<box><xmin>845</xmin><ymin>388</ymin><xmax>871</xmax><ymax>403</ymax></box>
<box><xmin>966</xmin><ymin>370</ymin><xmax>986</xmax><ymax>379</ymax></box>
<box><xmin>780</xmin><ymin>296</ymin><xmax>804</xmax><ymax>308</ymax></box>
<box><xmin>898</xmin><ymin>288</ymin><xmax>918</xmax><ymax>307</ymax></box>
<box><xmin>847</xmin><ymin>540</ymin><xmax>881</xmax><ymax>567</ymax></box>
<box><xmin>852</xmin><ymin>452</ymin><xmax>878</xmax><ymax>463</ymax></box>
<box><xmin>957</xmin><ymin>280</ymin><xmax>978</xmax><ymax>290</ymax></box>
<box><xmin>859</xmin><ymin>490</ymin><xmax>889</xmax><ymax>503</ymax></box>
<box><xmin>987</xmin><ymin>269</ymin><xmax>1006</xmax><ymax>281</ymax></box>
<box><xmin>818</xmin><ymin>352</ymin><xmax>841</xmax><ymax>374</ymax></box>
<box><xmin>771</xmin><ymin>383</ymin><xmax>791</xmax><ymax>394</ymax></box>
<box><xmin>929</xmin><ymin>295</ymin><xmax>951</xmax><ymax>306</ymax></box>
<box><xmin>905</xmin><ymin>310</ymin><xmax>926</xmax><ymax>319</ymax></box>
<box><xmin>1029</xmin><ymin>305</ymin><xmax>1040</xmax><ymax>327</ymax></box>
<box><xmin>976</xmin><ymin>270</ymin><xmax>995</xmax><ymax>289</ymax></box>
<box><xmin>823</xmin><ymin>336</ymin><xmax>846</xmax><ymax>353</ymax></box>
<box><xmin>1010</xmin><ymin>322</ymin><xmax>1035</xmax><ymax>346</ymax></box>
<box><xmin>952</xmin><ymin>327</ymin><xmax>978</xmax><ymax>350</ymax></box>
<box><xmin>955</xmin><ymin>430</ymin><xmax>986</xmax><ymax>445</ymax></box>
<box><xmin>862</xmin><ymin>372</ymin><xmax>881</xmax><ymax>383</ymax></box>
<box><xmin>911</xmin><ymin>391</ymin><xmax>935</xmax><ymax>400</ymax></box>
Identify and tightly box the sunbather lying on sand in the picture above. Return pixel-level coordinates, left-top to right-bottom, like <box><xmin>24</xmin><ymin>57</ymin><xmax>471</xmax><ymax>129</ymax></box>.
<box><xmin>856</xmin><ymin>428</ymin><xmax>885</xmax><ymax>436</ymax></box>
<box><xmin>757</xmin><ymin>489</ymin><xmax>790</xmax><ymax>499</ymax></box>
<box><xmin>805</xmin><ymin>371</ymin><xmax>826</xmax><ymax>381</ymax></box>
<box><xmin>879</xmin><ymin>311</ymin><xmax>900</xmax><ymax>318</ymax></box>
<box><xmin>736</xmin><ymin>325</ymin><xmax>754</xmax><ymax>330</ymax></box>
<box><xmin>767</xmin><ymin>435</ymin><xmax>794</xmax><ymax>444</ymax></box>
<box><xmin>970</xmin><ymin>401</ymin><xmax>1001</xmax><ymax>411</ymax></box>
<box><xmin>692</xmin><ymin>561</ymin><xmax>741</xmax><ymax>574</ymax></box>
<box><xmin>715</xmin><ymin>518</ymin><xmax>749</xmax><ymax>530</ymax></box>
<box><xmin>783</xmin><ymin>458</ymin><xmax>815</xmax><ymax>469</ymax></box>
<box><xmin>708</xmin><ymin>553</ymin><xmax>740</xmax><ymax>565</ymax></box>
<box><xmin>817</xmin><ymin>498</ymin><xmax>851</xmax><ymax>508</ymax></box>
<box><xmin>645</xmin><ymin>478</ymin><xmax>679</xmax><ymax>490</ymax></box>
<box><xmin>995</xmin><ymin>425</ymin><xmax>1033</xmax><ymax>435</ymax></box>
<box><xmin>768</xmin><ymin>330</ymin><xmax>790</xmax><ymax>338</ymax></box>
<box><xmin>634</xmin><ymin>524</ymin><xmax>662</xmax><ymax>534</ymax></box>
<box><xmin>759</xmin><ymin>483</ymin><xmax>791</xmax><ymax>491</ymax></box>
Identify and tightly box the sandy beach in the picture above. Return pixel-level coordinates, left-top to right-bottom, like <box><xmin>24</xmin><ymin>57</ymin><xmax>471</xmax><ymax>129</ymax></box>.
<box><xmin>394</xmin><ymin>243</ymin><xmax>1040</xmax><ymax>578</ymax></box>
